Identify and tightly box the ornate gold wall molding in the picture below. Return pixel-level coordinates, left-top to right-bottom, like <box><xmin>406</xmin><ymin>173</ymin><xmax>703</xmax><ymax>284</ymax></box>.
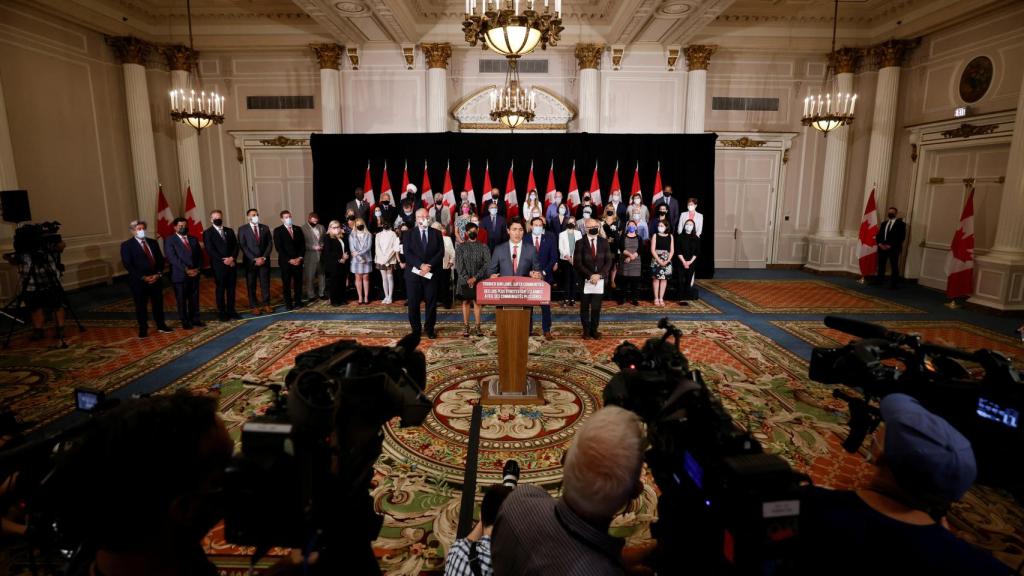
<box><xmin>259</xmin><ymin>136</ymin><xmax>307</xmax><ymax>147</ymax></box>
<box><xmin>310</xmin><ymin>43</ymin><xmax>343</xmax><ymax>70</ymax></box>
<box><xmin>719</xmin><ymin>137</ymin><xmax>767</xmax><ymax>148</ymax></box>
<box><xmin>684</xmin><ymin>44</ymin><xmax>717</xmax><ymax>71</ymax></box>
<box><xmin>347</xmin><ymin>46</ymin><xmax>360</xmax><ymax>70</ymax></box>
<box><xmin>610</xmin><ymin>45</ymin><xmax>624</xmax><ymax>70</ymax></box>
<box><xmin>869</xmin><ymin>38</ymin><xmax>920</xmax><ymax>68</ymax></box>
<box><xmin>941</xmin><ymin>123</ymin><xmax>998</xmax><ymax>139</ymax></box>
<box><xmin>828</xmin><ymin>47</ymin><xmax>862</xmax><ymax>74</ymax></box>
<box><xmin>667</xmin><ymin>46</ymin><xmax>680</xmax><ymax>71</ymax></box>
<box><xmin>402</xmin><ymin>45</ymin><xmax>415</xmax><ymax>69</ymax></box>
<box><xmin>106</xmin><ymin>36</ymin><xmax>153</xmax><ymax>66</ymax></box>
<box><xmin>422</xmin><ymin>43</ymin><xmax>452</xmax><ymax>69</ymax></box>
<box><xmin>161</xmin><ymin>45</ymin><xmax>198</xmax><ymax>71</ymax></box>
<box><xmin>575</xmin><ymin>43</ymin><xmax>603</xmax><ymax>70</ymax></box>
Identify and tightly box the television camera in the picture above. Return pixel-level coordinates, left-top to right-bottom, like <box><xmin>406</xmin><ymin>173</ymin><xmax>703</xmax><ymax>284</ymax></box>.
<box><xmin>603</xmin><ymin>318</ymin><xmax>808</xmax><ymax>575</ymax></box>
<box><xmin>810</xmin><ymin>316</ymin><xmax>1023</xmax><ymax>498</ymax></box>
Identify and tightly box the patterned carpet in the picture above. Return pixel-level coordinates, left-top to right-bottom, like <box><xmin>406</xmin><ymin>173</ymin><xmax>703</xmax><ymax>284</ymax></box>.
<box><xmin>701</xmin><ymin>279</ymin><xmax>921</xmax><ymax>314</ymax></box>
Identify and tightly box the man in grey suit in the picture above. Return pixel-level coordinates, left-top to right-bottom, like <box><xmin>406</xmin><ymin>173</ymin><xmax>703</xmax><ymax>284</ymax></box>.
<box><xmin>301</xmin><ymin>211</ymin><xmax>326</xmax><ymax>300</ymax></box>
<box><xmin>346</xmin><ymin>187</ymin><xmax>371</xmax><ymax>223</ymax></box>
<box><xmin>237</xmin><ymin>207</ymin><xmax>274</xmax><ymax>314</ymax></box>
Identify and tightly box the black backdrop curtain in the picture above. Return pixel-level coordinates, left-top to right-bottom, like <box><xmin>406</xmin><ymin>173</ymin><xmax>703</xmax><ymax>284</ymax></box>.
<box><xmin>311</xmin><ymin>132</ymin><xmax>716</xmax><ymax>279</ymax></box>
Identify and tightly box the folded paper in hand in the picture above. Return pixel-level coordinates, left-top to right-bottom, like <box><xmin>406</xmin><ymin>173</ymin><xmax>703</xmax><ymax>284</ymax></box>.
<box><xmin>583</xmin><ymin>279</ymin><xmax>604</xmax><ymax>294</ymax></box>
<box><xmin>412</xmin><ymin>267</ymin><xmax>433</xmax><ymax>279</ymax></box>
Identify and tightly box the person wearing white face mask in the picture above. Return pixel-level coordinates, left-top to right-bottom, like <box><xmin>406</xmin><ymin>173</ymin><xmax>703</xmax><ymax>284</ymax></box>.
<box><xmin>523</xmin><ymin>189</ymin><xmax>542</xmax><ymax>224</ymax></box>
<box><xmin>677</xmin><ymin>196</ymin><xmax>704</xmax><ymax>238</ymax></box>
<box><xmin>402</xmin><ymin>208</ymin><xmax>444</xmax><ymax>338</ymax></box>
<box><xmin>650</xmin><ymin>217</ymin><xmax>674</xmax><ymax>307</ymax></box>
<box><xmin>676</xmin><ymin>218</ymin><xmax>701</xmax><ymax>304</ymax></box>
<box><xmin>480</xmin><ymin>203</ymin><xmax>508</xmax><ymax>252</ymax></box>
<box><xmin>273</xmin><ymin>210</ymin><xmax>306</xmax><ymax>310</ymax></box>
<box><xmin>626</xmin><ymin>193</ymin><xmax>650</xmax><ymax>241</ymax></box>
<box><xmin>545</xmin><ymin>192</ymin><xmax>564</xmax><ymax>222</ymax></box>
<box><xmin>238</xmin><ymin>208</ymin><xmax>273</xmax><ymax>314</ymax></box>
<box><xmin>121</xmin><ymin>220</ymin><xmax>172</xmax><ymax>338</ymax></box>
<box><xmin>608</xmin><ymin>191</ymin><xmax>627</xmax><ymax>225</ymax></box>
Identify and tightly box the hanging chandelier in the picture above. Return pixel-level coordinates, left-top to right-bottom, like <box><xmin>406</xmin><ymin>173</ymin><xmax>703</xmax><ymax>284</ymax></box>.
<box><xmin>463</xmin><ymin>0</ymin><xmax>564</xmax><ymax>57</ymax></box>
<box><xmin>168</xmin><ymin>0</ymin><xmax>224</xmax><ymax>132</ymax></box>
<box><xmin>490</xmin><ymin>59</ymin><xmax>536</xmax><ymax>130</ymax></box>
<box><xmin>801</xmin><ymin>0</ymin><xmax>857</xmax><ymax>136</ymax></box>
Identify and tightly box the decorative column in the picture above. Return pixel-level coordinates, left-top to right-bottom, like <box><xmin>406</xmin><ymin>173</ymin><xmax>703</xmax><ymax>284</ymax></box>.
<box><xmin>422</xmin><ymin>43</ymin><xmax>452</xmax><ymax>133</ymax></box>
<box><xmin>806</xmin><ymin>48</ymin><xmax>859</xmax><ymax>271</ymax></box>
<box><xmin>0</xmin><ymin>74</ymin><xmax>17</xmax><ymax>191</ymax></box>
<box><xmin>108</xmin><ymin>36</ymin><xmax>161</xmax><ymax>222</ymax></box>
<box><xmin>863</xmin><ymin>39</ymin><xmax>916</xmax><ymax>211</ymax></box>
<box><xmin>164</xmin><ymin>45</ymin><xmax>205</xmax><ymax>219</ymax></box>
<box><xmin>684</xmin><ymin>45</ymin><xmax>716</xmax><ymax>133</ymax></box>
<box><xmin>972</xmin><ymin>71</ymin><xmax>1024</xmax><ymax>310</ymax></box>
<box><xmin>575</xmin><ymin>43</ymin><xmax>602</xmax><ymax>133</ymax></box>
<box><xmin>311</xmin><ymin>43</ymin><xmax>343</xmax><ymax>134</ymax></box>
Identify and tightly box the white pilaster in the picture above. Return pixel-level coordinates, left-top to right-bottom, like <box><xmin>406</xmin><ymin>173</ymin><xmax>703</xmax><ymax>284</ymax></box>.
<box><xmin>122</xmin><ymin>62</ymin><xmax>161</xmax><ymax>223</ymax></box>
<box><xmin>321</xmin><ymin>67</ymin><xmax>342</xmax><ymax>134</ymax></box>
<box><xmin>427</xmin><ymin>67</ymin><xmax>447</xmax><ymax>132</ymax></box>
<box><xmin>863</xmin><ymin>65</ymin><xmax>900</xmax><ymax>210</ymax></box>
<box><xmin>0</xmin><ymin>75</ymin><xmax>17</xmax><ymax>191</ymax></box>
<box><xmin>170</xmin><ymin>69</ymin><xmax>205</xmax><ymax>217</ymax></box>
<box><xmin>684</xmin><ymin>69</ymin><xmax>707</xmax><ymax>134</ymax></box>
<box><xmin>816</xmin><ymin>71</ymin><xmax>854</xmax><ymax>238</ymax></box>
<box><xmin>578</xmin><ymin>68</ymin><xmax>599</xmax><ymax>133</ymax></box>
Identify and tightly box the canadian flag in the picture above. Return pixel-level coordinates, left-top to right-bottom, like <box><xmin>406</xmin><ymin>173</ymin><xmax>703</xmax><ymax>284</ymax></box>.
<box><xmin>588</xmin><ymin>164</ymin><xmax>602</xmax><ymax>208</ymax></box>
<box><xmin>463</xmin><ymin>164</ymin><xmax>473</xmax><ymax>207</ymax></box>
<box><xmin>505</xmin><ymin>162</ymin><xmax>519</xmax><ymax>219</ymax></box>
<box><xmin>184</xmin><ymin>185</ymin><xmax>209</xmax><ymax>267</ymax></box>
<box><xmin>566</xmin><ymin>163</ymin><xmax>580</xmax><ymax>210</ymax></box>
<box><xmin>363</xmin><ymin>161</ymin><xmax>376</xmax><ymax>208</ymax></box>
<box><xmin>630</xmin><ymin>164</ymin><xmax>642</xmax><ymax>203</ymax></box>
<box><xmin>858</xmin><ymin>189</ymin><xmax>879</xmax><ymax>278</ymax></box>
<box><xmin>480</xmin><ymin>162</ymin><xmax>494</xmax><ymax>215</ymax></box>
<box><xmin>377</xmin><ymin>162</ymin><xmax>391</xmax><ymax>210</ymax></box>
<box><xmin>544</xmin><ymin>160</ymin><xmax>558</xmax><ymax>208</ymax></box>
<box><xmin>442</xmin><ymin>164</ymin><xmax>457</xmax><ymax>216</ymax></box>
<box><xmin>421</xmin><ymin>166</ymin><xmax>434</xmax><ymax>208</ymax></box>
<box><xmin>651</xmin><ymin>163</ymin><xmax>664</xmax><ymax>205</ymax></box>
<box><xmin>946</xmin><ymin>187</ymin><xmax>975</xmax><ymax>299</ymax></box>
<box><xmin>399</xmin><ymin>161</ymin><xmax>410</xmax><ymax>204</ymax></box>
<box><xmin>526</xmin><ymin>160</ymin><xmax>537</xmax><ymax>200</ymax></box>
<box><xmin>156</xmin><ymin>184</ymin><xmax>175</xmax><ymax>239</ymax></box>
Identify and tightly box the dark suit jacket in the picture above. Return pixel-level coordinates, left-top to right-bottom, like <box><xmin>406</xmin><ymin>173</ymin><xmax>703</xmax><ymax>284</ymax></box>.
<box><xmin>203</xmin><ymin>226</ymin><xmax>238</xmax><ymax>269</ymax></box>
<box><xmin>273</xmin><ymin>225</ymin><xmax>306</xmax><ymax>263</ymax></box>
<box><xmin>480</xmin><ymin>213</ymin><xmax>508</xmax><ymax>251</ymax></box>
<box><xmin>238</xmin><ymin>222</ymin><xmax>273</xmax><ymax>264</ymax></box>
<box><xmin>480</xmin><ymin>198</ymin><xmax>505</xmax><ymax>217</ymax></box>
<box><xmin>652</xmin><ymin>197</ymin><xmax>680</xmax><ymax>232</ymax></box>
<box><xmin>164</xmin><ymin>234</ymin><xmax>202</xmax><ymax>282</ymax></box>
<box><xmin>120</xmin><ymin>237</ymin><xmax>165</xmax><ymax>286</ymax></box>
<box><xmin>322</xmin><ymin>236</ymin><xmax>347</xmax><ymax>276</ymax></box>
<box><xmin>574</xmin><ymin>235</ymin><xmax>613</xmax><ymax>280</ymax></box>
<box><xmin>401</xmin><ymin>227</ymin><xmax>444</xmax><ymax>278</ymax></box>
<box><xmin>487</xmin><ymin>241</ymin><xmax>540</xmax><ymax>277</ymax></box>
<box><xmin>876</xmin><ymin>218</ymin><xmax>906</xmax><ymax>251</ymax></box>
<box><xmin>346</xmin><ymin>199</ymin><xmax>371</xmax><ymax>223</ymax></box>
<box><xmin>528</xmin><ymin>232</ymin><xmax>558</xmax><ymax>282</ymax></box>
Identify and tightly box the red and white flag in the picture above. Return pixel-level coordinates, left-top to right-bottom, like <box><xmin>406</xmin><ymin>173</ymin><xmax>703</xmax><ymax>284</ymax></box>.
<box><xmin>442</xmin><ymin>164</ymin><xmax>457</xmax><ymax>216</ymax></box>
<box><xmin>566</xmin><ymin>163</ymin><xmax>580</xmax><ymax>210</ymax></box>
<box><xmin>421</xmin><ymin>166</ymin><xmax>434</xmax><ymax>208</ymax></box>
<box><xmin>480</xmin><ymin>162</ymin><xmax>493</xmax><ymax>215</ymax></box>
<box><xmin>462</xmin><ymin>164</ymin><xmax>473</xmax><ymax>207</ymax></box>
<box><xmin>399</xmin><ymin>161</ymin><xmax>410</xmax><ymax>204</ymax></box>
<box><xmin>184</xmin><ymin>185</ymin><xmax>209</xmax><ymax>267</ymax></box>
<box><xmin>588</xmin><ymin>164</ymin><xmax>602</xmax><ymax>208</ymax></box>
<box><xmin>858</xmin><ymin>189</ymin><xmax>879</xmax><ymax>278</ymax></box>
<box><xmin>505</xmin><ymin>162</ymin><xmax>519</xmax><ymax>219</ymax></box>
<box><xmin>526</xmin><ymin>161</ymin><xmax>537</xmax><ymax>204</ymax></box>
<box><xmin>630</xmin><ymin>164</ymin><xmax>641</xmax><ymax>202</ymax></box>
<box><xmin>651</xmin><ymin>163</ymin><xmax>664</xmax><ymax>205</ymax></box>
<box><xmin>377</xmin><ymin>162</ymin><xmax>391</xmax><ymax>210</ymax></box>
<box><xmin>544</xmin><ymin>160</ymin><xmax>557</xmax><ymax>208</ymax></box>
<box><xmin>363</xmin><ymin>161</ymin><xmax>376</xmax><ymax>208</ymax></box>
<box><xmin>156</xmin><ymin>184</ymin><xmax>175</xmax><ymax>239</ymax></box>
<box><xmin>946</xmin><ymin>187</ymin><xmax>975</xmax><ymax>299</ymax></box>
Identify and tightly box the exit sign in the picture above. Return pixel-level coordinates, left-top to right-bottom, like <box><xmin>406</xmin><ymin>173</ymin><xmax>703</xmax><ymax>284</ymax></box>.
<box><xmin>954</xmin><ymin>107</ymin><xmax>968</xmax><ymax>118</ymax></box>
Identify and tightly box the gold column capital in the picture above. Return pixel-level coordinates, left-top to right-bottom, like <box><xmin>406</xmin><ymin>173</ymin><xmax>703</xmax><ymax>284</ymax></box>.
<box><xmin>869</xmin><ymin>38</ymin><xmax>920</xmax><ymax>68</ymax></box>
<box><xmin>161</xmin><ymin>44</ymin><xmax>198</xmax><ymax>71</ymax></box>
<box><xmin>421</xmin><ymin>43</ymin><xmax>452</xmax><ymax>69</ymax></box>
<box><xmin>828</xmin><ymin>47</ymin><xmax>862</xmax><ymax>74</ymax></box>
<box><xmin>106</xmin><ymin>36</ymin><xmax>153</xmax><ymax>66</ymax></box>
<box><xmin>310</xmin><ymin>43</ymin><xmax>344</xmax><ymax>70</ymax></box>
<box><xmin>575</xmin><ymin>43</ymin><xmax>604</xmax><ymax>70</ymax></box>
<box><xmin>684</xmin><ymin>44</ymin><xmax>717</xmax><ymax>71</ymax></box>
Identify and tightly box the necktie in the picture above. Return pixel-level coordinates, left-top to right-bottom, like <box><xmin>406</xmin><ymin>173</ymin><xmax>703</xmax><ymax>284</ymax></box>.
<box><xmin>287</xmin><ymin>226</ymin><xmax>294</xmax><ymax>239</ymax></box>
<box><xmin>512</xmin><ymin>244</ymin><xmax>518</xmax><ymax>274</ymax></box>
<box><xmin>181</xmin><ymin>235</ymin><xmax>191</xmax><ymax>252</ymax></box>
<box><xmin>886</xmin><ymin>220</ymin><xmax>893</xmax><ymax>240</ymax></box>
<box><xmin>218</xmin><ymin>227</ymin><xmax>225</xmax><ymax>239</ymax></box>
<box><xmin>591</xmin><ymin>239</ymin><xmax>597</xmax><ymax>259</ymax></box>
<box><xmin>140</xmin><ymin>240</ymin><xmax>155</xmax><ymax>267</ymax></box>
<box><xmin>534</xmin><ymin>237</ymin><xmax>540</xmax><ymax>251</ymax></box>
<box><xmin>253</xmin><ymin>224</ymin><xmax>260</xmax><ymax>244</ymax></box>
<box><xmin>421</xmin><ymin>229</ymin><xmax>427</xmax><ymax>247</ymax></box>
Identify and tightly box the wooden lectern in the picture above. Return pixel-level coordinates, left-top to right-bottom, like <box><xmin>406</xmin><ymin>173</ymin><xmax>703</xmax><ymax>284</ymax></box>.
<box><xmin>476</xmin><ymin>277</ymin><xmax>550</xmax><ymax>405</ymax></box>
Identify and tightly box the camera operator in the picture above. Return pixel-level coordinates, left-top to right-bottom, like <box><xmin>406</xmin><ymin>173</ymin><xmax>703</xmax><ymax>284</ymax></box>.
<box><xmin>491</xmin><ymin>406</ymin><xmax>644</xmax><ymax>575</ymax></box>
<box><xmin>444</xmin><ymin>484</ymin><xmax>513</xmax><ymax>576</ymax></box>
<box><xmin>53</xmin><ymin>392</ymin><xmax>233</xmax><ymax>576</ymax></box>
<box><xmin>799</xmin><ymin>393</ymin><xmax>1010</xmax><ymax>575</ymax></box>
<box><xmin>13</xmin><ymin>229</ymin><xmax>66</xmax><ymax>342</ymax></box>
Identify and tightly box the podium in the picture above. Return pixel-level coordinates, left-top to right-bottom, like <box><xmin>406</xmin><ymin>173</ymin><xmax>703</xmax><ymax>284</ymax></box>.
<box><xmin>476</xmin><ymin>277</ymin><xmax>550</xmax><ymax>405</ymax></box>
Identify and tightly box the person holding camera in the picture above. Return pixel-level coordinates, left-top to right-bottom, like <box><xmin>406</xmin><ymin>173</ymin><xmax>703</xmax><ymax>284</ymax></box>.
<box><xmin>120</xmin><ymin>220</ymin><xmax>172</xmax><ymax>338</ymax></box>
<box><xmin>491</xmin><ymin>406</ymin><xmax>645</xmax><ymax>575</ymax></box>
<box><xmin>798</xmin><ymin>394</ymin><xmax>1009</xmax><ymax>575</ymax></box>
<box><xmin>165</xmin><ymin>217</ymin><xmax>205</xmax><ymax>329</ymax></box>
<box><xmin>14</xmin><ymin>234</ymin><xmax>67</xmax><ymax>342</ymax></box>
<box><xmin>444</xmin><ymin>485</ymin><xmax>513</xmax><ymax>576</ymax></box>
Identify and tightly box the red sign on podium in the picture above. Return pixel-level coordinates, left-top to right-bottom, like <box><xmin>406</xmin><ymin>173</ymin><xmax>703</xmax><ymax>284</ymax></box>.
<box><xmin>476</xmin><ymin>277</ymin><xmax>551</xmax><ymax>305</ymax></box>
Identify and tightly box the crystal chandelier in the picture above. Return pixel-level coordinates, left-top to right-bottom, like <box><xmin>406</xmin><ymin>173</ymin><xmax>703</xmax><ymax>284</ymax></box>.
<box><xmin>168</xmin><ymin>0</ymin><xmax>224</xmax><ymax>132</ymax></box>
<box><xmin>801</xmin><ymin>0</ymin><xmax>857</xmax><ymax>136</ymax></box>
<box><xmin>490</xmin><ymin>59</ymin><xmax>536</xmax><ymax>130</ymax></box>
<box><xmin>463</xmin><ymin>0</ymin><xmax>564</xmax><ymax>57</ymax></box>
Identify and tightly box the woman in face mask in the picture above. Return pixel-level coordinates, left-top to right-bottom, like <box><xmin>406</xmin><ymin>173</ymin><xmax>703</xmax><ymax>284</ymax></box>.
<box><xmin>373</xmin><ymin>218</ymin><xmax>400</xmax><ymax>305</ymax></box>
<box><xmin>548</xmin><ymin>199</ymin><xmax>570</xmax><ymax>235</ymax></box>
<box><xmin>523</xmin><ymin>189</ymin><xmax>541</xmax><ymax>221</ymax></box>
<box><xmin>650</xmin><ymin>216</ymin><xmax>675</xmax><ymax>306</ymax></box>
<box><xmin>620</xmin><ymin>220</ymin><xmax>642</xmax><ymax>306</ymax></box>
<box><xmin>676</xmin><ymin>218</ymin><xmax>700</xmax><ymax>304</ymax></box>
<box><xmin>558</xmin><ymin>219</ymin><xmax>581</xmax><ymax>307</ymax></box>
<box><xmin>454</xmin><ymin>201</ymin><xmax>476</xmax><ymax>244</ymax></box>
<box><xmin>455</xmin><ymin>222</ymin><xmax>490</xmax><ymax>337</ymax></box>
<box><xmin>627</xmin><ymin>193</ymin><xmax>650</xmax><ymax>241</ymax></box>
<box><xmin>323</xmin><ymin>220</ymin><xmax>349</xmax><ymax>306</ymax></box>
<box><xmin>349</xmin><ymin>218</ymin><xmax>373</xmax><ymax>304</ymax></box>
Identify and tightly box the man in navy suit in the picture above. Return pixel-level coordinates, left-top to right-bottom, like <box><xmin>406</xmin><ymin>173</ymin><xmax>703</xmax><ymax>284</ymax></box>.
<box><xmin>402</xmin><ymin>208</ymin><xmax>444</xmax><ymax>338</ymax></box>
<box><xmin>120</xmin><ymin>220</ymin><xmax>172</xmax><ymax>338</ymax></box>
<box><xmin>164</xmin><ymin>217</ymin><xmax>205</xmax><ymax>329</ymax></box>
<box><xmin>237</xmin><ymin>208</ymin><xmax>273</xmax><ymax>314</ymax></box>
<box><xmin>529</xmin><ymin>216</ymin><xmax>558</xmax><ymax>339</ymax></box>
<box><xmin>651</xmin><ymin>185</ymin><xmax>681</xmax><ymax>233</ymax></box>
<box><xmin>203</xmin><ymin>209</ymin><xmax>240</xmax><ymax>321</ymax></box>
<box><xmin>480</xmin><ymin>204</ymin><xmax>507</xmax><ymax>252</ymax></box>
<box><xmin>273</xmin><ymin>210</ymin><xmax>306</xmax><ymax>310</ymax></box>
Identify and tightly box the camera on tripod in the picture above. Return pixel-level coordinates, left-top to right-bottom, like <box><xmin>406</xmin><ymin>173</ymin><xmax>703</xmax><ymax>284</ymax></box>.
<box><xmin>603</xmin><ymin>318</ymin><xmax>808</xmax><ymax>575</ymax></box>
<box><xmin>6</xmin><ymin>221</ymin><xmax>64</xmax><ymax>268</ymax></box>
<box><xmin>223</xmin><ymin>333</ymin><xmax>432</xmax><ymax>570</ymax></box>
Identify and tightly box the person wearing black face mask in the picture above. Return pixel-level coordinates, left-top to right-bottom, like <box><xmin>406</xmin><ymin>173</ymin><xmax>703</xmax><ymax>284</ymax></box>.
<box><xmin>573</xmin><ymin>218</ymin><xmax>613</xmax><ymax>340</ymax></box>
<box><xmin>203</xmin><ymin>209</ymin><xmax>240</xmax><ymax>321</ymax></box>
<box><xmin>652</xmin><ymin>185</ymin><xmax>680</xmax><ymax>232</ymax></box>
<box><xmin>875</xmin><ymin>206</ymin><xmax>906</xmax><ymax>288</ymax></box>
<box><xmin>165</xmin><ymin>217</ymin><xmax>205</xmax><ymax>329</ymax></box>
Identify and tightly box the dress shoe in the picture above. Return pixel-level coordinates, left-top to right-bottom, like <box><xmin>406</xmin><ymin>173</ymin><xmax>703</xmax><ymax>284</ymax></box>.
<box><xmin>286</xmin><ymin>305</ymin><xmax>296</xmax><ymax>311</ymax></box>
<box><xmin>262</xmin><ymin>305</ymin><xmax>273</xmax><ymax>314</ymax></box>
<box><xmin>218</xmin><ymin>313</ymin><xmax>229</xmax><ymax>322</ymax></box>
<box><xmin>182</xmin><ymin>322</ymin><xmax>193</xmax><ymax>330</ymax></box>
<box><xmin>192</xmin><ymin>320</ymin><xmax>207</xmax><ymax>327</ymax></box>
<box><xmin>632</xmin><ymin>300</ymin><xmax>639</xmax><ymax>306</ymax></box>
<box><xmin>295</xmin><ymin>301</ymin><xmax>305</xmax><ymax>308</ymax></box>
<box><xmin>581</xmin><ymin>331</ymin><xmax>591</xmax><ymax>340</ymax></box>
<box><xmin>251</xmin><ymin>307</ymin><xmax>262</xmax><ymax>316</ymax></box>
<box><xmin>425</xmin><ymin>330</ymin><xmax>437</xmax><ymax>339</ymax></box>
<box><xmin>591</xmin><ymin>331</ymin><xmax>602</xmax><ymax>340</ymax></box>
<box><xmin>138</xmin><ymin>329</ymin><xmax>148</xmax><ymax>338</ymax></box>
<box><xmin>543</xmin><ymin>332</ymin><xmax>554</xmax><ymax>340</ymax></box>
<box><xmin>228</xmin><ymin>312</ymin><xmax>242</xmax><ymax>320</ymax></box>
<box><xmin>157</xmin><ymin>325</ymin><xmax>173</xmax><ymax>333</ymax></box>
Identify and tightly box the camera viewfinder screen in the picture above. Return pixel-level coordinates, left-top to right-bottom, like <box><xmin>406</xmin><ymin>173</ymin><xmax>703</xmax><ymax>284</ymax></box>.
<box><xmin>976</xmin><ymin>397</ymin><xmax>1019</xmax><ymax>429</ymax></box>
<box><xmin>684</xmin><ymin>451</ymin><xmax>704</xmax><ymax>490</ymax></box>
<box><xmin>76</xmin><ymin>391</ymin><xmax>99</xmax><ymax>412</ymax></box>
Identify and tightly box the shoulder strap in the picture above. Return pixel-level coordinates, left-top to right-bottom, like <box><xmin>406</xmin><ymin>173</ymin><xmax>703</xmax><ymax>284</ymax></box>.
<box><xmin>468</xmin><ymin>541</ymin><xmax>483</xmax><ymax>576</ymax></box>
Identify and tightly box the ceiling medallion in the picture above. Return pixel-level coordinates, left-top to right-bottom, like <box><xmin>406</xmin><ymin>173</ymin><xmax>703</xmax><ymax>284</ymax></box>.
<box><xmin>334</xmin><ymin>1</ymin><xmax>367</xmax><ymax>14</ymax></box>
<box><xmin>657</xmin><ymin>3</ymin><xmax>692</xmax><ymax>16</ymax></box>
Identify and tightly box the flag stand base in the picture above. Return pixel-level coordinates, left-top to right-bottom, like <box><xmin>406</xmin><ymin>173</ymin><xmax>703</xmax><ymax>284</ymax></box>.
<box><xmin>857</xmin><ymin>277</ymin><xmax>866</xmax><ymax>285</ymax></box>
<box><xmin>944</xmin><ymin>299</ymin><xmax>961</xmax><ymax>309</ymax></box>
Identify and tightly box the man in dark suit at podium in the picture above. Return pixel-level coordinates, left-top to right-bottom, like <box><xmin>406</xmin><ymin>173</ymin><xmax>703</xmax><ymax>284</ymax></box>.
<box><xmin>574</xmin><ymin>218</ymin><xmax>613</xmax><ymax>340</ymax></box>
<box><xmin>876</xmin><ymin>206</ymin><xmax>906</xmax><ymax>289</ymax></box>
<box><xmin>403</xmin><ymin>208</ymin><xmax>444</xmax><ymax>338</ymax></box>
<box><xmin>120</xmin><ymin>220</ymin><xmax>173</xmax><ymax>338</ymax></box>
<box><xmin>203</xmin><ymin>209</ymin><xmax>240</xmax><ymax>321</ymax></box>
<box><xmin>488</xmin><ymin>217</ymin><xmax>545</xmax><ymax>340</ymax></box>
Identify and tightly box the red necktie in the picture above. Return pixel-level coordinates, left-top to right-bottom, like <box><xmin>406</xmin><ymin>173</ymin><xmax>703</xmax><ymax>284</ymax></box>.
<box><xmin>141</xmin><ymin>240</ymin><xmax>155</xmax><ymax>267</ymax></box>
<box><xmin>591</xmin><ymin>239</ymin><xmax>597</xmax><ymax>259</ymax></box>
<box><xmin>287</xmin><ymin>226</ymin><xmax>294</xmax><ymax>239</ymax></box>
<box><xmin>534</xmin><ymin>237</ymin><xmax>540</xmax><ymax>251</ymax></box>
<box><xmin>181</xmin><ymin>236</ymin><xmax>191</xmax><ymax>252</ymax></box>
<box><xmin>253</xmin><ymin>224</ymin><xmax>260</xmax><ymax>243</ymax></box>
<box><xmin>512</xmin><ymin>245</ymin><xmax>518</xmax><ymax>274</ymax></box>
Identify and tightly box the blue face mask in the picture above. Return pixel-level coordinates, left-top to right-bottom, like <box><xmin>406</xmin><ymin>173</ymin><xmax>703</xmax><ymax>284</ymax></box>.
<box><xmin>627</xmin><ymin>226</ymin><xmax>637</xmax><ymax>234</ymax></box>
<box><xmin>533</xmin><ymin>226</ymin><xmax>544</xmax><ymax>236</ymax></box>
<box><xmin>284</xmin><ymin>217</ymin><xmax>293</xmax><ymax>227</ymax></box>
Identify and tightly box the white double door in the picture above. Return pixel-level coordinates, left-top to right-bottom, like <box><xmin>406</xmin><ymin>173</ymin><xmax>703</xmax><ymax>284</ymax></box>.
<box><xmin>244</xmin><ymin>148</ymin><xmax>314</xmax><ymax>263</ymax></box>
<box><xmin>713</xmin><ymin>149</ymin><xmax>781</xmax><ymax>268</ymax></box>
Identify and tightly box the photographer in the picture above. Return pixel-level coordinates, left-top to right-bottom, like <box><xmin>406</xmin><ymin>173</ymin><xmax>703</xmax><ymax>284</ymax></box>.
<box><xmin>799</xmin><ymin>394</ymin><xmax>1010</xmax><ymax>575</ymax></box>
<box><xmin>444</xmin><ymin>485</ymin><xmax>512</xmax><ymax>576</ymax></box>
<box><xmin>12</xmin><ymin>227</ymin><xmax>66</xmax><ymax>342</ymax></box>
<box><xmin>491</xmin><ymin>406</ymin><xmax>644</xmax><ymax>575</ymax></box>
